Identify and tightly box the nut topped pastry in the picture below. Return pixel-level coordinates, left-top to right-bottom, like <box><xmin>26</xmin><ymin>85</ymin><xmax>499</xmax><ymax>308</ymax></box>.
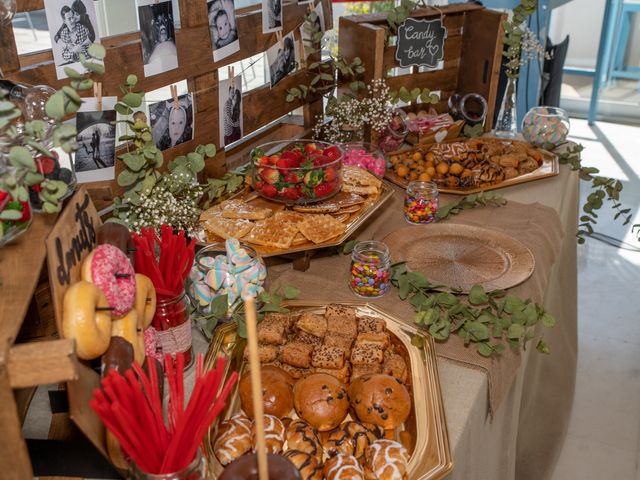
<box><xmin>311</xmin><ymin>345</ymin><xmax>346</xmax><ymax>370</ymax></box>
<box><xmin>363</xmin><ymin>439</ymin><xmax>409</xmax><ymax>480</ymax></box>
<box><xmin>357</xmin><ymin>315</ymin><xmax>386</xmax><ymax>334</ymax></box>
<box><xmin>280</xmin><ymin>342</ymin><xmax>315</xmax><ymax>369</ymax></box>
<box><xmin>296</xmin><ymin>312</ymin><xmax>327</xmax><ymax>338</ymax></box>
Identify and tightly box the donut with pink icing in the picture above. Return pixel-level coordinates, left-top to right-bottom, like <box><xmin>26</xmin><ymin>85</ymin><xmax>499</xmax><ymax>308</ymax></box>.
<box><xmin>82</xmin><ymin>244</ymin><xmax>136</xmax><ymax>317</ymax></box>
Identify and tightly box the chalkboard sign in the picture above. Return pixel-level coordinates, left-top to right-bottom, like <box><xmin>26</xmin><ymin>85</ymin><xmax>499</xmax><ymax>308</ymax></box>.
<box><xmin>395</xmin><ymin>17</ymin><xmax>448</xmax><ymax>69</ymax></box>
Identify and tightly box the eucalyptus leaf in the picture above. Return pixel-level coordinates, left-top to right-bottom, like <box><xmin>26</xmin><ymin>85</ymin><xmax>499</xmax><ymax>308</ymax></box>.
<box><xmin>0</xmin><ymin>210</ymin><xmax>22</xmax><ymax>220</ymax></box>
<box><xmin>9</xmin><ymin>146</ymin><xmax>36</xmax><ymax>170</ymax></box>
<box><xmin>117</xmin><ymin>169</ymin><xmax>138</xmax><ymax>187</ymax></box>
<box><xmin>45</xmin><ymin>92</ymin><xmax>66</xmax><ymax>120</ymax></box>
<box><xmin>88</xmin><ymin>43</ymin><xmax>107</xmax><ymax>60</ymax></box>
<box><xmin>123</xmin><ymin>92</ymin><xmax>143</xmax><ymax>108</ymax></box>
<box><xmin>282</xmin><ymin>285</ymin><xmax>300</xmax><ymax>299</ymax></box>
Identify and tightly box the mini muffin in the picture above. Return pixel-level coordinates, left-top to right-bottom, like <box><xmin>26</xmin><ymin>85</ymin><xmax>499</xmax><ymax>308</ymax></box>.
<box><xmin>285</xmin><ymin>419</ymin><xmax>323</xmax><ymax>461</ymax></box>
<box><xmin>214</xmin><ymin>414</ymin><xmax>253</xmax><ymax>466</ymax></box>
<box><xmin>283</xmin><ymin>450</ymin><xmax>324</xmax><ymax>480</ymax></box>
<box><xmin>348</xmin><ymin>374</ymin><xmax>411</xmax><ymax>429</ymax></box>
<box><xmin>252</xmin><ymin>414</ymin><xmax>285</xmax><ymax>454</ymax></box>
<box><xmin>293</xmin><ymin>373</ymin><xmax>349</xmax><ymax>431</ymax></box>
<box><xmin>322</xmin><ymin>421</ymin><xmax>378</xmax><ymax>459</ymax></box>
<box><xmin>240</xmin><ymin>365</ymin><xmax>295</xmax><ymax>419</ymax></box>
<box><xmin>323</xmin><ymin>454</ymin><xmax>364</xmax><ymax>480</ymax></box>
<box><xmin>363</xmin><ymin>439</ymin><xmax>409</xmax><ymax>480</ymax></box>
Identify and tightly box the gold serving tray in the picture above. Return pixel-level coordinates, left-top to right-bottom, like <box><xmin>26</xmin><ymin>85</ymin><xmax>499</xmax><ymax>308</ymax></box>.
<box><xmin>384</xmin><ymin>144</ymin><xmax>559</xmax><ymax>195</ymax></box>
<box><xmin>203</xmin><ymin>301</ymin><xmax>453</xmax><ymax>480</ymax></box>
<box><xmin>197</xmin><ymin>182</ymin><xmax>394</xmax><ymax>257</ymax></box>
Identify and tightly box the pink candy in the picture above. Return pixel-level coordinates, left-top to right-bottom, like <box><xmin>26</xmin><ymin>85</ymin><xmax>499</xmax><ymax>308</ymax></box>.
<box><xmin>343</xmin><ymin>148</ymin><xmax>386</xmax><ymax>177</ymax></box>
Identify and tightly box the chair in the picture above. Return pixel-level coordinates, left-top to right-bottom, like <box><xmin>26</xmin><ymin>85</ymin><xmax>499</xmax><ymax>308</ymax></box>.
<box><xmin>607</xmin><ymin>0</ymin><xmax>640</xmax><ymax>86</ymax></box>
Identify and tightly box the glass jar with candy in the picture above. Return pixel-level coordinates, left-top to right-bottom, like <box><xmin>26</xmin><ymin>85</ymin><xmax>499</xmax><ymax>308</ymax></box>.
<box><xmin>154</xmin><ymin>290</ymin><xmax>193</xmax><ymax>367</ymax></box>
<box><xmin>404</xmin><ymin>181</ymin><xmax>439</xmax><ymax>224</ymax></box>
<box><xmin>340</xmin><ymin>141</ymin><xmax>386</xmax><ymax>178</ymax></box>
<box><xmin>378</xmin><ymin>109</ymin><xmax>408</xmax><ymax>154</ymax></box>
<box><xmin>522</xmin><ymin>106</ymin><xmax>570</xmax><ymax>148</ymax></box>
<box><xmin>349</xmin><ymin>241</ymin><xmax>390</xmax><ymax>298</ymax></box>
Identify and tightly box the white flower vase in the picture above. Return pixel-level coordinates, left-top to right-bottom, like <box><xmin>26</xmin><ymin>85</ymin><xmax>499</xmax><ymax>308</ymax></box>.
<box><xmin>494</xmin><ymin>77</ymin><xmax>519</xmax><ymax>139</ymax></box>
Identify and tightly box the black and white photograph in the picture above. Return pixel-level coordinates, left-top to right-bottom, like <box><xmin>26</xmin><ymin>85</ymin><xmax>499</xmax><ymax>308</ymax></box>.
<box><xmin>137</xmin><ymin>0</ymin><xmax>179</xmax><ymax>77</ymax></box>
<box><xmin>261</xmin><ymin>0</ymin><xmax>282</xmax><ymax>34</ymax></box>
<box><xmin>75</xmin><ymin>96</ymin><xmax>117</xmax><ymax>183</ymax></box>
<box><xmin>43</xmin><ymin>0</ymin><xmax>102</xmax><ymax>80</ymax></box>
<box><xmin>218</xmin><ymin>75</ymin><xmax>243</xmax><ymax>147</ymax></box>
<box><xmin>207</xmin><ymin>0</ymin><xmax>240</xmax><ymax>62</ymax></box>
<box><xmin>267</xmin><ymin>32</ymin><xmax>299</xmax><ymax>88</ymax></box>
<box><xmin>148</xmin><ymin>93</ymin><xmax>195</xmax><ymax>151</ymax></box>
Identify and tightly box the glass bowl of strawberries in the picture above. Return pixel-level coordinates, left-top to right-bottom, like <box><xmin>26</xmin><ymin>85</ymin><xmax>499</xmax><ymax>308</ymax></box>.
<box><xmin>250</xmin><ymin>140</ymin><xmax>343</xmax><ymax>204</ymax></box>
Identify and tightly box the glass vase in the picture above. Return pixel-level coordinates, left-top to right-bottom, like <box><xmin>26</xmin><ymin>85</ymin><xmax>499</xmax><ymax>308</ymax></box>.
<box><xmin>522</xmin><ymin>106</ymin><xmax>570</xmax><ymax>148</ymax></box>
<box><xmin>494</xmin><ymin>77</ymin><xmax>518</xmax><ymax>139</ymax></box>
<box><xmin>128</xmin><ymin>449</ymin><xmax>206</xmax><ymax>479</ymax></box>
<box><xmin>153</xmin><ymin>289</ymin><xmax>193</xmax><ymax>367</ymax></box>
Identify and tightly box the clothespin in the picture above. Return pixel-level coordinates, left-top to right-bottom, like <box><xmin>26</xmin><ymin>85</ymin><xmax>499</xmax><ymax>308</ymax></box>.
<box><xmin>170</xmin><ymin>84</ymin><xmax>179</xmax><ymax>109</ymax></box>
<box><xmin>276</xmin><ymin>30</ymin><xmax>283</xmax><ymax>48</ymax></box>
<box><xmin>307</xmin><ymin>2</ymin><xmax>314</xmax><ymax>13</ymax></box>
<box><xmin>228</xmin><ymin>65</ymin><xmax>235</xmax><ymax>79</ymax></box>
<box><xmin>93</xmin><ymin>82</ymin><xmax>103</xmax><ymax>111</ymax></box>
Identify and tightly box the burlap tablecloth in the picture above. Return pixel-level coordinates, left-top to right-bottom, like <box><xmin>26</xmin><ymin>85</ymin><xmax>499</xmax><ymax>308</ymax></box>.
<box><xmin>191</xmin><ymin>165</ymin><xmax>578</xmax><ymax>480</ymax></box>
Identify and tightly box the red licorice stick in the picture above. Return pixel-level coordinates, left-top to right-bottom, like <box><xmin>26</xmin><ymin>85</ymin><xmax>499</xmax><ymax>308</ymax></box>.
<box><xmin>176</xmin><ymin>353</ymin><xmax>185</xmax><ymax>419</ymax></box>
<box><xmin>89</xmin><ymin>399</ymin><xmax>140</xmax><ymax>466</ymax></box>
<box><xmin>131</xmin><ymin>363</ymin><xmax>169</xmax><ymax>450</ymax></box>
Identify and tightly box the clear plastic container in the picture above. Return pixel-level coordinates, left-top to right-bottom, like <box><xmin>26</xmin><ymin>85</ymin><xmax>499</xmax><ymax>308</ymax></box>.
<box><xmin>349</xmin><ymin>240</ymin><xmax>391</xmax><ymax>298</ymax></box>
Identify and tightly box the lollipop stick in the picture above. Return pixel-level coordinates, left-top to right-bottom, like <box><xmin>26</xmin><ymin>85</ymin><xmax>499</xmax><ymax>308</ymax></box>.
<box><xmin>244</xmin><ymin>297</ymin><xmax>269</xmax><ymax>480</ymax></box>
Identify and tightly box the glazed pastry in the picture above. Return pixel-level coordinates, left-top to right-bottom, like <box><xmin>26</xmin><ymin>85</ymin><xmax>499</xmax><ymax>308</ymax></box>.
<box><xmin>214</xmin><ymin>414</ymin><xmax>253</xmax><ymax>466</ymax></box>
<box><xmin>285</xmin><ymin>419</ymin><xmax>323</xmax><ymax>461</ymax></box>
<box><xmin>323</xmin><ymin>454</ymin><xmax>364</xmax><ymax>480</ymax></box>
<box><xmin>110</xmin><ymin>309</ymin><xmax>142</xmax><ymax>363</ymax></box>
<box><xmin>219</xmin><ymin>452</ymin><xmax>302</xmax><ymax>480</ymax></box>
<box><xmin>81</xmin><ymin>244</ymin><xmax>136</xmax><ymax>317</ymax></box>
<box><xmin>100</xmin><ymin>336</ymin><xmax>134</xmax><ymax>376</ymax></box>
<box><xmin>239</xmin><ymin>365</ymin><xmax>295</xmax><ymax>419</ymax></box>
<box><xmin>133</xmin><ymin>273</ymin><xmax>156</xmax><ymax>329</ymax></box>
<box><xmin>349</xmin><ymin>374</ymin><xmax>411</xmax><ymax>429</ymax></box>
<box><xmin>62</xmin><ymin>281</ymin><xmax>112</xmax><ymax>360</ymax></box>
<box><xmin>293</xmin><ymin>373</ymin><xmax>349</xmax><ymax>431</ymax></box>
<box><xmin>322</xmin><ymin>421</ymin><xmax>377</xmax><ymax>459</ymax></box>
<box><xmin>363</xmin><ymin>439</ymin><xmax>409</xmax><ymax>480</ymax></box>
<box><xmin>283</xmin><ymin>450</ymin><xmax>324</xmax><ymax>480</ymax></box>
<box><xmin>252</xmin><ymin>414</ymin><xmax>285</xmax><ymax>454</ymax></box>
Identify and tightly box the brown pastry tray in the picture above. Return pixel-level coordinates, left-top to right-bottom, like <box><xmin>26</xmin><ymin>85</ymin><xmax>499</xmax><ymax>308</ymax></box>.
<box><xmin>203</xmin><ymin>302</ymin><xmax>453</xmax><ymax>480</ymax></box>
<box><xmin>384</xmin><ymin>140</ymin><xmax>559</xmax><ymax>195</ymax></box>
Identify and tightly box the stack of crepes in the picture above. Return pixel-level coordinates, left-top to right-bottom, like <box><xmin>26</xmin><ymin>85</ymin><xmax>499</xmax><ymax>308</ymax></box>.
<box><xmin>131</xmin><ymin>225</ymin><xmax>196</xmax><ymax>330</ymax></box>
<box><xmin>189</xmin><ymin>238</ymin><xmax>267</xmax><ymax>312</ymax></box>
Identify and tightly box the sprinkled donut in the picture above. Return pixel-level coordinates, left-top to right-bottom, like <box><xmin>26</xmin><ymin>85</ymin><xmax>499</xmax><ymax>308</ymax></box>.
<box><xmin>82</xmin><ymin>244</ymin><xmax>136</xmax><ymax>317</ymax></box>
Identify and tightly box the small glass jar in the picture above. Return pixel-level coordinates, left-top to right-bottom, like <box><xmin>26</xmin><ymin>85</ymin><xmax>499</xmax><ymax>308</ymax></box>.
<box><xmin>448</xmin><ymin>93</ymin><xmax>488</xmax><ymax>126</ymax></box>
<box><xmin>378</xmin><ymin>109</ymin><xmax>408</xmax><ymax>153</ymax></box>
<box><xmin>153</xmin><ymin>289</ymin><xmax>193</xmax><ymax>367</ymax></box>
<box><xmin>30</xmin><ymin>146</ymin><xmax>76</xmax><ymax>212</ymax></box>
<box><xmin>349</xmin><ymin>241</ymin><xmax>391</xmax><ymax>298</ymax></box>
<box><xmin>522</xmin><ymin>106</ymin><xmax>570</xmax><ymax>148</ymax></box>
<box><xmin>0</xmin><ymin>193</ymin><xmax>32</xmax><ymax>247</ymax></box>
<box><xmin>404</xmin><ymin>181</ymin><xmax>439</xmax><ymax>224</ymax></box>
<box><xmin>340</xmin><ymin>141</ymin><xmax>386</xmax><ymax>178</ymax></box>
<box><xmin>128</xmin><ymin>449</ymin><xmax>206</xmax><ymax>480</ymax></box>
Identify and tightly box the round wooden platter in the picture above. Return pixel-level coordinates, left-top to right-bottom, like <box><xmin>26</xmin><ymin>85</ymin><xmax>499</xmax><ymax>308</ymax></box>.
<box><xmin>383</xmin><ymin>224</ymin><xmax>535</xmax><ymax>293</ymax></box>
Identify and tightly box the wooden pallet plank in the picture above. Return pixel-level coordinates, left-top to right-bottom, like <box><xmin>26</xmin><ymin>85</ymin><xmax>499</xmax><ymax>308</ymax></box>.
<box><xmin>8</xmin><ymin>339</ymin><xmax>77</xmax><ymax>389</ymax></box>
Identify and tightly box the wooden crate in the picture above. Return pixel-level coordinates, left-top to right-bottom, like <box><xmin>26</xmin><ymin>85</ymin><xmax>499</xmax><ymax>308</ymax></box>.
<box><xmin>338</xmin><ymin>3</ymin><xmax>505</xmax><ymax>130</ymax></box>
<box><xmin>0</xmin><ymin>0</ymin><xmax>332</xmax><ymax>206</ymax></box>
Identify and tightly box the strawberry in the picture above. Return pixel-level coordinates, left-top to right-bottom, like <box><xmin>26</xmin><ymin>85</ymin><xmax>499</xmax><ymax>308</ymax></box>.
<box><xmin>261</xmin><ymin>184</ymin><xmax>278</xmax><ymax>197</ymax></box>
<box><xmin>303</xmin><ymin>169</ymin><xmax>324</xmax><ymax>187</ymax></box>
<box><xmin>314</xmin><ymin>182</ymin><xmax>334</xmax><ymax>198</ymax></box>
<box><xmin>312</xmin><ymin>154</ymin><xmax>332</xmax><ymax>167</ymax></box>
<box><xmin>269</xmin><ymin>155</ymin><xmax>280</xmax><ymax>165</ymax></box>
<box><xmin>258</xmin><ymin>156</ymin><xmax>270</xmax><ymax>166</ymax></box>
<box><xmin>19</xmin><ymin>201</ymin><xmax>30</xmax><ymax>222</ymax></box>
<box><xmin>304</xmin><ymin>143</ymin><xmax>318</xmax><ymax>155</ymax></box>
<box><xmin>280</xmin><ymin>187</ymin><xmax>300</xmax><ymax>201</ymax></box>
<box><xmin>323</xmin><ymin>146</ymin><xmax>341</xmax><ymax>161</ymax></box>
<box><xmin>324</xmin><ymin>166</ymin><xmax>337</xmax><ymax>182</ymax></box>
<box><xmin>284</xmin><ymin>172</ymin><xmax>301</xmax><ymax>184</ymax></box>
<box><xmin>254</xmin><ymin>180</ymin><xmax>264</xmax><ymax>191</ymax></box>
<box><xmin>276</xmin><ymin>158</ymin><xmax>292</xmax><ymax>174</ymax></box>
<box><xmin>35</xmin><ymin>156</ymin><xmax>55</xmax><ymax>175</ymax></box>
<box><xmin>260</xmin><ymin>167</ymin><xmax>280</xmax><ymax>184</ymax></box>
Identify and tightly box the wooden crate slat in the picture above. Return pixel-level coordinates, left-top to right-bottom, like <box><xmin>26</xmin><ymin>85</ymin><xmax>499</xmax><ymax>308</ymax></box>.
<box><xmin>341</xmin><ymin>3</ymin><xmax>483</xmax><ymax>27</ymax></box>
<box><xmin>8</xmin><ymin>339</ymin><xmax>77</xmax><ymax>389</ymax></box>
<box><xmin>0</xmin><ymin>23</ymin><xmax>20</xmax><ymax>75</ymax></box>
<box><xmin>385</xmin><ymin>66</ymin><xmax>459</xmax><ymax>95</ymax></box>
<box><xmin>338</xmin><ymin>17</ymin><xmax>386</xmax><ymax>82</ymax></box>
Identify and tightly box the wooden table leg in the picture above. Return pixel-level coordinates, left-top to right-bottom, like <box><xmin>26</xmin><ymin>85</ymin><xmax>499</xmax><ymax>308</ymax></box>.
<box><xmin>292</xmin><ymin>251</ymin><xmax>316</xmax><ymax>271</ymax></box>
<box><xmin>0</xmin><ymin>358</ymin><xmax>33</xmax><ymax>479</ymax></box>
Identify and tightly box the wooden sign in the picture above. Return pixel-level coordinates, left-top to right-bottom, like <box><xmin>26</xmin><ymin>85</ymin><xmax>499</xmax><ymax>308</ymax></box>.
<box><xmin>395</xmin><ymin>17</ymin><xmax>447</xmax><ymax>68</ymax></box>
<box><xmin>46</xmin><ymin>186</ymin><xmax>103</xmax><ymax>334</ymax></box>
<box><xmin>45</xmin><ymin>186</ymin><xmax>107</xmax><ymax>458</ymax></box>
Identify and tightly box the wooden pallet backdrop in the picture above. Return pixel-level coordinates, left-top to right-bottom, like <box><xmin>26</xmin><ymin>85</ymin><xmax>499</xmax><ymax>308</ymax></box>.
<box><xmin>0</xmin><ymin>0</ymin><xmax>332</xmax><ymax>210</ymax></box>
<box><xmin>338</xmin><ymin>3</ymin><xmax>505</xmax><ymax>130</ymax></box>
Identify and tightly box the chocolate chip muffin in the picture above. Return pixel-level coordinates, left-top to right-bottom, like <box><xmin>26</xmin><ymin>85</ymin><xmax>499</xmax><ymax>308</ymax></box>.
<box><xmin>293</xmin><ymin>373</ymin><xmax>349</xmax><ymax>431</ymax></box>
<box><xmin>348</xmin><ymin>374</ymin><xmax>411</xmax><ymax>429</ymax></box>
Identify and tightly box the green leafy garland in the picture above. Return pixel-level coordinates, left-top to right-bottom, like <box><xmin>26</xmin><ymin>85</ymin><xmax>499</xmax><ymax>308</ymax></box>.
<box><xmin>389</xmin><ymin>262</ymin><xmax>555</xmax><ymax>357</ymax></box>
<box><xmin>555</xmin><ymin>143</ymin><xmax>632</xmax><ymax>243</ymax></box>
<box><xmin>436</xmin><ymin>192</ymin><xmax>506</xmax><ymax>221</ymax></box>
<box><xmin>502</xmin><ymin>0</ymin><xmax>538</xmax><ymax>79</ymax></box>
<box><xmin>196</xmin><ymin>285</ymin><xmax>301</xmax><ymax>339</ymax></box>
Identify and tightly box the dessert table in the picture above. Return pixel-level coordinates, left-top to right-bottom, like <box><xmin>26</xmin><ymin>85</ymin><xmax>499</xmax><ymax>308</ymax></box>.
<box><xmin>192</xmin><ymin>161</ymin><xmax>578</xmax><ymax>480</ymax></box>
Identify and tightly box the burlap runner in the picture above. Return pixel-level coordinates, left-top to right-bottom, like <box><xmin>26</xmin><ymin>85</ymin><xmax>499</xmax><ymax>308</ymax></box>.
<box><xmin>267</xmin><ymin>186</ymin><xmax>563</xmax><ymax>415</ymax></box>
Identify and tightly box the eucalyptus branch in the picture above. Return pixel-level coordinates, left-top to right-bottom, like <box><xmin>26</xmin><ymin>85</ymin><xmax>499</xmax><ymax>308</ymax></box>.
<box><xmin>555</xmin><ymin>143</ymin><xmax>633</xmax><ymax>244</ymax></box>
<box><xmin>436</xmin><ymin>191</ymin><xmax>506</xmax><ymax>221</ymax></box>
<box><xmin>389</xmin><ymin>86</ymin><xmax>439</xmax><ymax>105</ymax></box>
<box><xmin>390</xmin><ymin>262</ymin><xmax>555</xmax><ymax>357</ymax></box>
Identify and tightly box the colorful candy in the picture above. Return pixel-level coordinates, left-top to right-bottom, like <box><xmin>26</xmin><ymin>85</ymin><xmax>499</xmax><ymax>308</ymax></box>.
<box><xmin>188</xmin><ymin>239</ymin><xmax>266</xmax><ymax>317</ymax></box>
<box><xmin>349</xmin><ymin>241</ymin><xmax>390</xmax><ymax>298</ymax></box>
<box><xmin>522</xmin><ymin>106</ymin><xmax>570</xmax><ymax>148</ymax></box>
<box><xmin>404</xmin><ymin>181</ymin><xmax>438</xmax><ymax>224</ymax></box>
<box><xmin>342</xmin><ymin>143</ymin><xmax>386</xmax><ymax>177</ymax></box>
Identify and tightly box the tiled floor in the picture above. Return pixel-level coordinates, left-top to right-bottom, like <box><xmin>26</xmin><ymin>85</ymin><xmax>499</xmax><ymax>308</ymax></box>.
<box><xmin>550</xmin><ymin>119</ymin><xmax>640</xmax><ymax>479</ymax></box>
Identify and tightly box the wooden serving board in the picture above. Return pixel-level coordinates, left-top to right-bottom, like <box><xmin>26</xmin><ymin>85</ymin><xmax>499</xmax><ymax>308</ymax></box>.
<box><xmin>384</xmin><ymin>143</ymin><xmax>559</xmax><ymax>195</ymax></box>
<box><xmin>197</xmin><ymin>182</ymin><xmax>394</xmax><ymax>257</ymax></box>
